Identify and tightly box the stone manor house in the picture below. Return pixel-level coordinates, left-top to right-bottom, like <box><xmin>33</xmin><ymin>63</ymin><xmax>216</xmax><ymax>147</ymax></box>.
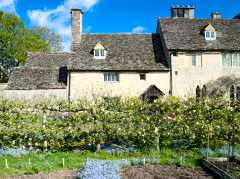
<box><xmin>5</xmin><ymin>6</ymin><xmax>240</xmax><ymax>100</ymax></box>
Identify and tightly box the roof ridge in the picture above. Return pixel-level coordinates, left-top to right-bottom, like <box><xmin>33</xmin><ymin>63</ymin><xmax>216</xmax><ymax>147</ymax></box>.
<box><xmin>158</xmin><ymin>17</ymin><xmax>240</xmax><ymax>21</ymax></box>
<box><xmin>14</xmin><ymin>67</ymin><xmax>61</xmax><ymax>70</ymax></box>
<box><xmin>27</xmin><ymin>52</ymin><xmax>75</xmax><ymax>55</ymax></box>
<box><xmin>82</xmin><ymin>33</ymin><xmax>152</xmax><ymax>35</ymax></box>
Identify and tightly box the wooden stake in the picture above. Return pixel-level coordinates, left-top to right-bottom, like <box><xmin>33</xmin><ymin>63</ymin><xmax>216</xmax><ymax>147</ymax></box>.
<box><xmin>5</xmin><ymin>159</ymin><xmax>8</xmax><ymax>168</ymax></box>
<box><xmin>28</xmin><ymin>158</ymin><xmax>31</xmax><ymax>167</ymax></box>
<box><xmin>62</xmin><ymin>158</ymin><xmax>65</xmax><ymax>167</ymax></box>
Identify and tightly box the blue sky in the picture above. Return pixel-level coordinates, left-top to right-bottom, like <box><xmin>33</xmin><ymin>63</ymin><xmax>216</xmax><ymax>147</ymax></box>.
<box><xmin>0</xmin><ymin>0</ymin><xmax>239</xmax><ymax>50</ymax></box>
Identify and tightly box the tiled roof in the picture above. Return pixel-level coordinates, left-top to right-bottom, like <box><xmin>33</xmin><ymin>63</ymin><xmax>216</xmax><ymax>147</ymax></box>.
<box><xmin>25</xmin><ymin>52</ymin><xmax>73</xmax><ymax>68</ymax></box>
<box><xmin>7</xmin><ymin>34</ymin><xmax>169</xmax><ymax>90</ymax></box>
<box><xmin>70</xmin><ymin>33</ymin><xmax>169</xmax><ymax>71</ymax></box>
<box><xmin>158</xmin><ymin>18</ymin><xmax>240</xmax><ymax>51</ymax></box>
<box><xmin>6</xmin><ymin>67</ymin><xmax>67</xmax><ymax>90</ymax></box>
<box><xmin>6</xmin><ymin>52</ymin><xmax>71</xmax><ymax>90</ymax></box>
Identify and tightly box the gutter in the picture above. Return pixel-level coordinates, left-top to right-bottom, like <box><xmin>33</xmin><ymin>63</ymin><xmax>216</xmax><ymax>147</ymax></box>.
<box><xmin>67</xmin><ymin>71</ymin><xmax>71</xmax><ymax>102</ymax></box>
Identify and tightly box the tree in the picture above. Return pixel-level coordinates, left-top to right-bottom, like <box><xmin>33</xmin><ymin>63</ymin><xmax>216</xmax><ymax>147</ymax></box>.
<box><xmin>234</xmin><ymin>13</ymin><xmax>240</xmax><ymax>19</ymax></box>
<box><xmin>31</xmin><ymin>26</ymin><xmax>62</xmax><ymax>52</ymax></box>
<box><xmin>0</xmin><ymin>11</ymin><xmax>50</xmax><ymax>81</ymax></box>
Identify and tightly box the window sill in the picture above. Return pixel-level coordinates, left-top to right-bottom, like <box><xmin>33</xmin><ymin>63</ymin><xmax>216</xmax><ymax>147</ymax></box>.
<box><xmin>104</xmin><ymin>81</ymin><xmax>120</xmax><ymax>83</ymax></box>
<box><xmin>94</xmin><ymin>56</ymin><xmax>106</xmax><ymax>60</ymax></box>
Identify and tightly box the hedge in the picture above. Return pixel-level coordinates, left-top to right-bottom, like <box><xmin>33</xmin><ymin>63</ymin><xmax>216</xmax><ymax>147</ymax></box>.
<box><xmin>0</xmin><ymin>96</ymin><xmax>239</xmax><ymax>151</ymax></box>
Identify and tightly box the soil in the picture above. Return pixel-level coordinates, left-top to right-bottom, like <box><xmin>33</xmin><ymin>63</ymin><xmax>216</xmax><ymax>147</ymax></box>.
<box><xmin>122</xmin><ymin>165</ymin><xmax>213</xmax><ymax>179</ymax></box>
<box><xmin>211</xmin><ymin>161</ymin><xmax>240</xmax><ymax>178</ymax></box>
<box><xmin>0</xmin><ymin>170</ymin><xmax>78</xmax><ymax>179</ymax></box>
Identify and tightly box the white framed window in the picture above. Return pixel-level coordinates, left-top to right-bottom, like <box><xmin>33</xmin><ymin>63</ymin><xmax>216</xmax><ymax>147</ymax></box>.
<box><xmin>94</xmin><ymin>42</ymin><xmax>107</xmax><ymax>59</ymax></box>
<box><xmin>104</xmin><ymin>72</ymin><xmax>119</xmax><ymax>82</ymax></box>
<box><xmin>222</xmin><ymin>53</ymin><xmax>240</xmax><ymax>67</ymax></box>
<box><xmin>94</xmin><ymin>49</ymin><xmax>106</xmax><ymax>59</ymax></box>
<box><xmin>205</xmin><ymin>31</ymin><xmax>216</xmax><ymax>40</ymax></box>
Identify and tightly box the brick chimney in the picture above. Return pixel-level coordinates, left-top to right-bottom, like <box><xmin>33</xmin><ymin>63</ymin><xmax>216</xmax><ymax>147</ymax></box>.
<box><xmin>71</xmin><ymin>9</ymin><xmax>83</xmax><ymax>47</ymax></box>
<box><xmin>211</xmin><ymin>12</ymin><xmax>221</xmax><ymax>19</ymax></box>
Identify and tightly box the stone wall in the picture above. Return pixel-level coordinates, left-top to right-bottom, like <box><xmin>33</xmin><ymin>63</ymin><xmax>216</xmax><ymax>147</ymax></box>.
<box><xmin>69</xmin><ymin>71</ymin><xmax>170</xmax><ymax>99</ymax></box>
<box><xmin>0</xmin><ymin>83</ymin><xmax>7</xmax><ymax>97</ymax></box>
<box><xmin>4</xmin><ymin>89</ymin><xmax>68</xmax><ymax>101</ymax></box>
<box><xmin>171</xmin><ymin>52</ymin><xmax>240</xmax><ymax>97</ymax></box>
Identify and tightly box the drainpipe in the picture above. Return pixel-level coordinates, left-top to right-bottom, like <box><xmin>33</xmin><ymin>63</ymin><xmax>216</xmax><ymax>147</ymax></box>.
<box><xmin>67</xmin><ymin>71</ymin><xmax>71</xmax><ymax>109</ymax></box>
<box><xmin>169</xmin><ymin>53</ymin><xmax>173</xmax><ymax>96</ymax></box>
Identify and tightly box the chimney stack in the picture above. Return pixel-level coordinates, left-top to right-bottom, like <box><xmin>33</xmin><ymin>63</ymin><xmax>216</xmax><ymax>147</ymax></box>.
<box><xmin>211</xmin><ymin>12</ymin><xmax>221</xmax><ymax>19</ymax></box>
<box><xmin>171</xmin><ymin>5</ymin><xmax>195</xmax><ymax>19</ymax></box>
<box><xmin>71</xmin><ymin>9</ymin><xmax>83</xmax><ymax>46</ymax></box>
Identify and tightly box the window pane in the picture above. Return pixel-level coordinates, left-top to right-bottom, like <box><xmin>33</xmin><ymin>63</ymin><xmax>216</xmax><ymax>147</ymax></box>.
<box><xmin>211</xmin><ymin>32</ymin><xmax>215</xmax><ymax>38</ymax></box>
<box><xmin>104</xmin><ymin>72</ymin><xmax>108</xmax><ymax>81</ymax></box>
<box><xmin>111</xmin><ymin>72</ymin><xmax>114</xmax><ymax>81</ymax></box>
<box><xmin>233</xmin><ymin>53</ymin><xmax>237</xmax><ymax>67</ymax></box>
<box><xmin>222</xmin><ymin>54</ymin><xmax>227</xmax><ymax>66</ymax></box>
<box><xmin>192</xmin><ymin>55</ymin><xmax>196</xmax><ymax>66</ymax></box>
<box><xmin>95</xmin><ymin>50</ymin><xmax>100</xmax><ymax>56</ymax></box>
<box><xmin>100</xmin><ymin>50</ymin><xmax>105</xmax><ymax>56</ymax></box>
<box><xmin>238</xmin><ymin>53</ymin><xmax>240</xmax><ymax>66</ymax></box>
<box><xmin>205</xmin><ymin>32</ymin><xmax>210</xmax><ymax>38</ymax></box>
<box><xmin>140</xmin><ymin>73</ymin><xmax>146</xmax><ymax>80</ymax></box>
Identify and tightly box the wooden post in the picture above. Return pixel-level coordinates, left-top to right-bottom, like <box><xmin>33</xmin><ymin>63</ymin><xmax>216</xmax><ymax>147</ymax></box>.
<box><xmin>62</xmin><ymin>158</ymin><xmax>65</xmax><ymax>167</ymax></box>
<box><xmin>96</xmin><ymin>143</ymin><xmax>101</xmax><ymax>152</ymax></box>
<box><xmin>44</xmin><ymin>140</ymin><xmax>48</xmax><ymax>152</ymax></box>
<box><xmin>180</xmin><ymin>155</ymin><xmax>183</xmax><ymax>166</ymax></box>
<box><xmin>5</xmin><ymin>159</ymin><xmax>8</xmax><ymax>168</ymax></box>
<box><xmin>28</xmin><ymin>158</ymin><xmax>31</xmax><ymax>167</ymax></box>
<box><xmin>207</xmin><ymin>125</ymin><xmax>210</xmax><ymax>160</ymax></box>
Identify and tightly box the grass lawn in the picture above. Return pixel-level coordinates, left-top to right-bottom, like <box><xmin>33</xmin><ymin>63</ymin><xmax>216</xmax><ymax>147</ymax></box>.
<box><xmin>0</xmin><ymin>149</ymin><xmax>201</xmax><ymax>177</ymax></box>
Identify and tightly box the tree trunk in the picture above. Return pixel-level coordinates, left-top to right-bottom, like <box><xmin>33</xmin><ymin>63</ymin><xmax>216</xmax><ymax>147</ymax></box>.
<box><xmin>96</xmin><ymin>143</ymin><xmax>101</xmax><ymax>152</ymax></box>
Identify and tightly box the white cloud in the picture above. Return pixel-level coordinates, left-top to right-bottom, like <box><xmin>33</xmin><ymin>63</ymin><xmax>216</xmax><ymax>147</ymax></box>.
<box><xmin>0</xmin><ymin>0</ymin><xmax>17</xmax><ymax>13</ymax></box>
<box><xmin>27</xmin><ymin>0</ymin><xmax>99</xmax><ymax>51</ymax></box>
<box><xmin>132</xmin><ymin>26</ymin><xmax>145</xmax><ymax>33</ymax></box>
<box><xmin>85</xmin><ymin>26</ymin><xmax>92</xmax><ymax>32</ymax></box>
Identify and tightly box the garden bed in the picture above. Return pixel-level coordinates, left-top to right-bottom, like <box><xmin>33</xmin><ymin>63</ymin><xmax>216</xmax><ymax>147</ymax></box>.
<box><xmin>203</xmin><ymin>160</ymin><xmax>240</xmax><ymax>179</ymax></box>
<box><xmin>122</xmin><ymin>165</ymin><xmax>213</xmax><ymax>179</ymax></box>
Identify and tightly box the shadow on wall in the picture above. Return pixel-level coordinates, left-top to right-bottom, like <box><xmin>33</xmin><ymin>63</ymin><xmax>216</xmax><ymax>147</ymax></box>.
<box><xmin>151</xmin><ymin>34</ymin><xmax>169</xmax><ymax>67</ymax></box>
<box><xmin>58</xmin><ymin>67</ymin><xmax>68</xmax><ymax>85</ymax></box>
<box><xmin>204</xmin><ymin>75</ymin><xmax>240</xmax><ymax>98</ymax></box>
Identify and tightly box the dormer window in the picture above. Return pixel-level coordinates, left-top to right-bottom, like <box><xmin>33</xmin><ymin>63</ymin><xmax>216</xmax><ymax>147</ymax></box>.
<box><xmin>205</xmin><ymin>31</ymin><xmax>216</xmax><ymax>40</ymax></box>
<box><xmin>204</xmin><ymin>24</ymin><xmax>216</xmax><ymax>41</ymax></box>
<box><xmin>94</xmin><ymin>42</ymin><xmax>107</xmax><ymax>59</ymax></box>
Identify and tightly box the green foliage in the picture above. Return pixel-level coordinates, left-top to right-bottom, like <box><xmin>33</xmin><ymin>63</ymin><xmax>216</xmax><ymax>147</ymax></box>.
<box><xmin>0</xmin><ymin>11</ymin><xmax>50</xmax><ymax>78</ymax></box>
<box><xmin>31</xmin><ymin>26</ymin><xmax>62</xmax><ymax>52</ymax></box>
<box><xmin>0</xmin><ymin>97</ymin><xmax>239</xmax><ymax>151</ymax></box>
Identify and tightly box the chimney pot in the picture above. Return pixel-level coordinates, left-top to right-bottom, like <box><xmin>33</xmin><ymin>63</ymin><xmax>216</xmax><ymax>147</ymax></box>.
<box><xmin>171</xmin><ymin>5</ymin><xmax>195</xmax><ymax>19</ymax></box>
<box><xmin>211</xmin><ymin>12</ymin><xmax>221</xmax><ymax>19</ymax></box>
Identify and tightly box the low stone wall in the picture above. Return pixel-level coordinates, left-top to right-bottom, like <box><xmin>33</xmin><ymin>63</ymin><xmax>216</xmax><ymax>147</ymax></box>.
<box><xmin>4</xmin><ymin>89</ymin><xmax>68</xmax><ymax>101</ymax></box>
